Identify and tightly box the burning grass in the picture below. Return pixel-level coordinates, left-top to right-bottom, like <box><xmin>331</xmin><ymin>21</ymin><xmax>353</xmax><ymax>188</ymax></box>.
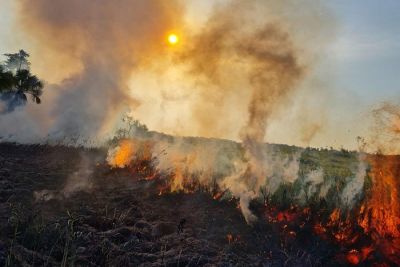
<box><xmin>105</xmin><ymin>137</ymin><xmax>400</xmax><ymax>266</ymax></box>
<box><xmin>0</xmin><ymin>140</ymin><xmax>399</xmax><ymax>266</ymax></box>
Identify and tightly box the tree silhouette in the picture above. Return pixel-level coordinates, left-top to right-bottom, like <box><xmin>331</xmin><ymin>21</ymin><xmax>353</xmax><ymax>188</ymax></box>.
<box><xmin>0</xmin><ymin>50</ymin><xmax>44</xmax><ymax>113</ymax></box>
<box><xmin>4</xmin><ymin>49</ymin><xmax>31</xmax><ymax>72</ymax></box>
<box><xmin>0</xmin><ymin>66</ymin><xmax>14</xmax><ymax>91</ymax></box>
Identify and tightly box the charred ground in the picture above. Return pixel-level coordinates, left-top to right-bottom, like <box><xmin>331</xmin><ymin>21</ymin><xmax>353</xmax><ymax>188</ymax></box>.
<box><xmin>0</xmin><ymin>142</ymin><xmax>391</xmax><ymax>266</ymax></box>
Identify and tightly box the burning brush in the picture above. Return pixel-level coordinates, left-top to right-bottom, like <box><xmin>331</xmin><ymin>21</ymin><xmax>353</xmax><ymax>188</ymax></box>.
<box><xmin>106</xmin><ymin>135</ymin><xmax>400</xmax><ymax>266</ymax></box>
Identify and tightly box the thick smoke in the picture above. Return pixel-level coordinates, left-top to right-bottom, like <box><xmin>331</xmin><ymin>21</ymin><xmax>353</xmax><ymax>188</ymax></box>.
<box><xmin>238</xmin><ymin>25</ymin><xmax>304</xmax><ymax>222</ymax></box>
<box><xmin>106</xmin><ymin>0</ymin><xmax>333</xmax><ymax>223</ymax></box>
<box><xmin>3</xmin><ymin>0</ymin><xmax>332</xmax><ymax>147</ymax></box>
<box><xmin>177</xmin><ymin>0</ymin><xmax>309</xmax><ymax>223</ymax></box>
<box><xmin>8</xmin><ymin>0</ymin><xmax>338</xmax><ymax>223</ymax></box>
<box><xmin>0</xmin><ymin>92</ymin><xmax>27</xmax><ymax>114</ymax></box>
<box><xmin>12</xmin><ymin>0</ymin><xmax>183</xmax><ymax>141</ymax></box>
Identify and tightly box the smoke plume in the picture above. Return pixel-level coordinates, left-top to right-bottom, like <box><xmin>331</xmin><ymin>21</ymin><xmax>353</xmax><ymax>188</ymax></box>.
<box><xmin>177</xmin><ymin>0</ymin><xmax>313</xmax><ymax>222</ymax></box>
<box><xmin>5</xmin><ymin>0</ymin><xmax>338</xmax><ymax>223</ymax></box>
<box><xmin>1</xmin><ymin>0</ymin><xmax>333</xmax><ymax>147</ymax></box>
<box><xmin>12</xmin><ymin>0</ymin><xmax>183</xmax><ymax>141</ymax></box>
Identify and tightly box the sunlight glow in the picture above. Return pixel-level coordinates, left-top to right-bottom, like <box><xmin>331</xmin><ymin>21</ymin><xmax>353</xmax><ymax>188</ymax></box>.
<box><xmin>168</xmin><ymin>34</ymin><xmax>179</xmax><ymax>45</ymax></box>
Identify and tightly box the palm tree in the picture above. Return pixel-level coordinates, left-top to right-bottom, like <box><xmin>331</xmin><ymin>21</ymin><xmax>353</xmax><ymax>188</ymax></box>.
<box><xmin>0</xmin><ymin>50</ymin><xmax>44</xmax><ymax>113</ymax></box>
<box><xmin>14</xmin><ymin>69</ymin><xmax>43</xmax><ymax>104</ymax></box>
<box><xmin>0</xmin><ymin>50</ymin><xmax>43</xmax><ymax>114</ymax></box>
<box><xmin>4</xmin><ymin>49</ymin><xmax>30</xmax><ymax>72</ymax></box>
<box><xmin>0</xmin><ymin>65</ymin><xmax>14</xmax><ymax>92</ymax></box>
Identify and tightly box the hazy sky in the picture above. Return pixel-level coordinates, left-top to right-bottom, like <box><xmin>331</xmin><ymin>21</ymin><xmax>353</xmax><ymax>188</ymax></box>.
<box><xmin>327</xmin><ymin>0</ymin><xmax>400</xmax><ymax>103</ymax></box>
<box><xmin>0</xmin><ymin>0</ymin><xmax>399</xmax><ymax>150</ymax></box>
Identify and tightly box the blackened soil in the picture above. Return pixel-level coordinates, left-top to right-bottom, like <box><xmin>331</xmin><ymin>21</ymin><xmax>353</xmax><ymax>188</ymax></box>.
<box><xmin>0</xmin><ymin>143</ymin><xmax>341</xmax><ymax>266</ymax></box>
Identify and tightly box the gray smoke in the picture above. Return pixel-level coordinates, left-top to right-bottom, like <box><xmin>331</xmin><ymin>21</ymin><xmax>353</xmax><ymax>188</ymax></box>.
<box><xmin>7</xmin><ymin>0</ymin><xmax>183</xmax><ymax>142</ymax></box>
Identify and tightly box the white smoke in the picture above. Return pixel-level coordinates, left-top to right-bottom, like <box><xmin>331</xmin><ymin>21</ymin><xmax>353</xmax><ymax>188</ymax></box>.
<box><xmin>340</xmin><ymin>154</ymin><xmax>367</xmax><ymax>208</ymax></box>
<box><xmin>34</xmin><ymin>152</ymin><xmax>96</xmax><ymax>201</ymax></box>
<box><xmin>1</xmin><ymin>0</ymin><xmax>183</xmax><ymax>143</ymax></box>
<box><xmin>296</xmin><ymin>168</ymin><xmax>324</xmax><ymax>204</ymax></box>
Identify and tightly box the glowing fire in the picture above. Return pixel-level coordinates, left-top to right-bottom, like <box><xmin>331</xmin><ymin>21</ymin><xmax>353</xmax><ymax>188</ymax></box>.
<box><xmin>106</xmin><ymin>137</ymin><xmax>400</xmax><ymax>265</ymax></box>
<box><xmin>227</xmin><ymin>234</ymin><xmax>233</xmax><ymax>244</ymax></box>
<box><xmin>358</xmin><ymin>155</ymin><xmax>400</xmax><ymax>263</ymax></box>
<box><xmin>164</xmin><ymin>151</ymin><xmax>204</xmax><ymax>193</ymax></box>
<box><xmin>107</xmin><ymin>139</ymin><xmax>136</xmax><ymax>168</ymax></box>
<box><xmin>346</xmin><ymin>246</ymin><xmax>374</xmax><ymax>265</ymax></box>
<box><xmin>359</xmin><ymin>155</ymin><xmax>400</xmax><ymax>239</ymax></box>
<box><xmin>226</xmin><ymin>233</ymin><xmax>240</xmax><ymax>244</ymax></box>
<box><xmin>107</xmin><ymin>139</ymin><xmax>154</xmax><ymax>172</ymax></box>
<box><xmin>171</xmin><ymin>167</ymin><xmax>184</xmax><ymax>192</ymax></box>
<box><xmin>319</xmin><ymin>155</ymin><xmax>400</xmax><ymax>265</ymax></box>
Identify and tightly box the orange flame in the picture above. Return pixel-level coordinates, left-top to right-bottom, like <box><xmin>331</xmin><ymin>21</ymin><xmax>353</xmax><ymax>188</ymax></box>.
<box><xmin>359</xmin><ymin>155</ymin><xmax>400</xmax><ymax>240</ymax></box>
<box><xmin>227</xmin><ymin>234</ymin><xmax>233</xmax><ymax>244</ymax></box>
<box><xmin>108</xmin><ymin>139</ymin><xmax>136</xmax><ymax>168</ymax></box>
<box><xmin>346</xmin><ymin>246</ymin><xmax>374</xmax><ymax>265</ymax></box>
<box><xmin>358</xmin><ymin>155</ymin><xmax>400</xmax><ymax>264</ymax></box>
<box><xmin>213</xmin><ymin>191</ymin><xmax>224</xmax><ymax>200</ymax></box>
<box><xmin>167</xmin><ymin>152</ymin><xmax>200</xmax><ymax>193</ymax></box>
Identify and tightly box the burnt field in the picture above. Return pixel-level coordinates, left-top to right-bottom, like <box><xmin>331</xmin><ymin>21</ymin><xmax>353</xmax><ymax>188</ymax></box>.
<box><xmin>0</xmin><ymin>143</ymin><xmax>337</xmax><ymax>266</ymax></box>
<box><xmin>0</xmin><ymin>142</ymin><xmax>398</xmax><ymax>266</ymax></box>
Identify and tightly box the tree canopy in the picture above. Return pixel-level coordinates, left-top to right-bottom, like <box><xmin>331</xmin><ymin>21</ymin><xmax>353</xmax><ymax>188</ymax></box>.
<box><xmin>0</xmin><ymin>50</ymin><xmax>44</xmax><ymax>113</ymax></box>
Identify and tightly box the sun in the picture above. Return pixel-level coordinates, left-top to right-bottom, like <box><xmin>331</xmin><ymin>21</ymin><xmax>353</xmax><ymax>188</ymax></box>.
<box><xmin>168</xmin><ymin>34</ymin><xmax>179</xmax><ymax>45</ymax></box>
